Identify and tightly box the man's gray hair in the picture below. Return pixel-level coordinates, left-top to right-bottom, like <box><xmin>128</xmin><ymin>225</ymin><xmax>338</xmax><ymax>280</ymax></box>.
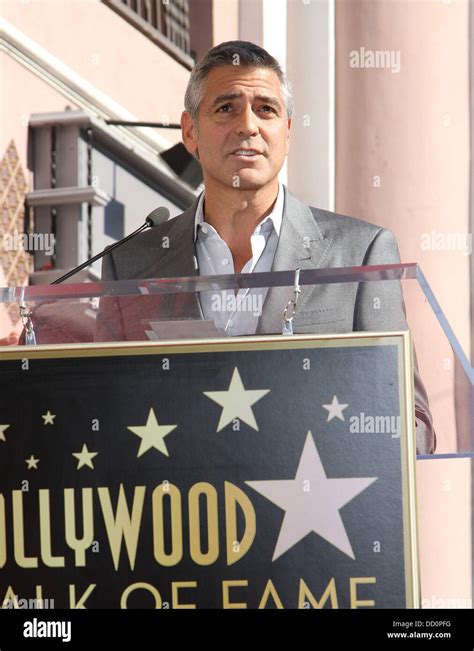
<box><xmin>184</xmin><ymin>40</ymin><xmax>293</xmax><ymax>120</ymax></box>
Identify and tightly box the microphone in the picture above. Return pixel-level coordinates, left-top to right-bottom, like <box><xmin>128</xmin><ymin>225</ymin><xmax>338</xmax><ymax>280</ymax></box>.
<box><xmin>51</xmin><ymin>206</ymin><xmax>170</xmax><ymax>285</ymax></box>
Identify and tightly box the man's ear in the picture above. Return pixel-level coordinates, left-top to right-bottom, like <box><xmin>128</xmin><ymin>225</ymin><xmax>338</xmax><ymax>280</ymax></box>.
<box><xmin>181</xmin><ymin>110</ymin><xmax>198</xmax><ymax>155</ymax></box>
<box><xmin>285</xmin><ymin>117</ymin><xmax>292</xmax><ymax>154</ymax></box>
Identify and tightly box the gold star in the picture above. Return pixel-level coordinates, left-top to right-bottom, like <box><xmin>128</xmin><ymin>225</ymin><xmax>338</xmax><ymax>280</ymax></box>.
<box><xmin>127</xmin><ymin>408</ymin><xmax>177</xmax><ymax>458</ymax></box>
<box><xmin>72</xmin><ymin>444</ymin><xmax>98</xmax><ymax>469</ymax></box>
<box><xmin>204</xmin><ymin>367</ymin><xmax>270</xmax><ymax>432</ymax></box>
<box><xmin>0</xmin><ymin>424</ymin><xmax>10</xmax><ymax>442</ymax></box>
<box><xmin>42</xmin><ymin>411</ymin><xmax>56</xmax><ymax>425</ymax></box>
<box><xmin>25</xmin><ymin>455</ymin><xmax>39</xmax><ymax>470</ymax></box>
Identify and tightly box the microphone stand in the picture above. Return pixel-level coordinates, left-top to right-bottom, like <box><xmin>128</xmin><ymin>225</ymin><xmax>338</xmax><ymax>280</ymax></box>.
<box><xmin>52</xmin><ymin>215</ymin><xmax>157</xmax><ymax>285</ymax></box>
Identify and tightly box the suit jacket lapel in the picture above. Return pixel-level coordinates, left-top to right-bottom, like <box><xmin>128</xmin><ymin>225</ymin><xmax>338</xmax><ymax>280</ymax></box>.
<box><xmin>142</xmin><ymin>196</ymin><xmax>203</xmax><ymax>323</ymax></box>
<box><xmin>257</xmin><ymin>188</ymin><xmax>332</xmax><ymax>334</ymax></box>
<box><xmin>151</xmin><ymin>199</ymin><xmax>200</xmax><ymax>278</ymax></box>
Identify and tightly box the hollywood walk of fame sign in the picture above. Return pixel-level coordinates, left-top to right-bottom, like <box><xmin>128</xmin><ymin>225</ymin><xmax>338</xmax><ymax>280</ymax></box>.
<box><xmin>0</xmin><ymin>332</ymin><xmax>419</xmax><ymax>609</ymax></box>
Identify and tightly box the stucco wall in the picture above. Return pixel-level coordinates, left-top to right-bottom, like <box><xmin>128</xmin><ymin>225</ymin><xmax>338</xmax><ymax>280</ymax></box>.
<box><xmin>336</xmin><ymin>0</ymin><xmax>470</xmax><ymax>449</ymax></box>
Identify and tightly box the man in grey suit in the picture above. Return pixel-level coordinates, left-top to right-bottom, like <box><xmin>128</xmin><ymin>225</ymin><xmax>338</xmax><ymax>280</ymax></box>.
<box><xmin>100</xmin><ymin>40</ymin><xmax>435</xmax><ymax>454</ymax></box>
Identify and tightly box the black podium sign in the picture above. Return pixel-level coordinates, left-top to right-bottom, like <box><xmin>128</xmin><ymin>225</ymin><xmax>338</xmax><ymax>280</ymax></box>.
<box><xmin>0</xmin><ymin>333</ymin><xmax>418</xmax><ymax>609</ymax></box>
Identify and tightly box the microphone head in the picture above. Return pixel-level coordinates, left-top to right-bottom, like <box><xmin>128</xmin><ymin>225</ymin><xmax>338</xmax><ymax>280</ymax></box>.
<box><xmin>145</xmin><ymin>206</ymin><xmax>170</xmax><ymax>227</ymax></box>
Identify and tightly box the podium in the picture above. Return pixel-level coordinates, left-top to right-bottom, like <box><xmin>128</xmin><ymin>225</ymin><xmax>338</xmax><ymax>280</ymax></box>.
<box><xmin>0</xmin><ymin>264</ymin><xmax>471</xmax><ymax>609</ymax></box>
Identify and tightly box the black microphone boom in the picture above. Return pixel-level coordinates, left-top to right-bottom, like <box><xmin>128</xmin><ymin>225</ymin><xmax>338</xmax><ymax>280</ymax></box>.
<box><xmin>51</xmin><ymin>207</ymin><xmax>170</xmax><ymax>285</ymax></box>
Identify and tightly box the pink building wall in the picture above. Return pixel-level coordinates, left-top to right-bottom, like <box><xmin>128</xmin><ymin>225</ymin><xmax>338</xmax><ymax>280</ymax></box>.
<box><xmin>336</xmin><ymin>0</ymin><xmax>470</xmax><ymax>451</ymax></box>
<box><xmin>1</xmin><ymin>0</ymin><xmax>191</xmax><ymax>164</ymax></box>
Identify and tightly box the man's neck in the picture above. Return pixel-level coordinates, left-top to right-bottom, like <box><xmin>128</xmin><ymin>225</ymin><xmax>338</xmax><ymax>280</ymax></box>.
<box><xmin>202</xmin><ymin>179</ymin><xmax>280</xmax><ymax>241</ymax></box>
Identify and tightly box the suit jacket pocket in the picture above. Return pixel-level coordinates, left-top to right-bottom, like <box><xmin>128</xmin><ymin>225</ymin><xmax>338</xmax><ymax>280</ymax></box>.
<box><xmin>293</xmin><ymin>306</ymin><xmax>345</xmax><ymax>327</ymax></box>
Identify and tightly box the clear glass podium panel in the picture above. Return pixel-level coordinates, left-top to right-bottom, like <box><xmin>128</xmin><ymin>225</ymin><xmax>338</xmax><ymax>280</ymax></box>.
<box><xmin>0</xmin><ymin>263</ymin><xmax>472</xmax><ymax>454</ymax></box>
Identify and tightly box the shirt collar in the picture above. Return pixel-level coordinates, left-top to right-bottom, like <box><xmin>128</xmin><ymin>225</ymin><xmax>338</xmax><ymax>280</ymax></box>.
<box><xmin>194</xmin><ymin>183</ymin><xmax>285</xmax><ymax>241</ymax></box>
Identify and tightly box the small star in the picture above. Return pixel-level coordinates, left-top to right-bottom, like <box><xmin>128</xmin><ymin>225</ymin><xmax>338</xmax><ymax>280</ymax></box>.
<box><xmin>322</xmin><ymin>395</ymin><xmax>348</xmax><ymax>422</ymax></box>
<box><xmin>0</xmin><ymin>424</ymin><xmax>10</xmax><ymax>442</ymax></box>
<box><xmin>72</xmin><ymin>444</ymin><xmax>98</xmax><ymax>469</ymax></box>
<box><xmin>42</xmin><ymin>411</ymin><xmax>56</xmax><ymax>425</ymax></box>
<box><xmin>127</xmin><ymin>408</ymin><xmax>177</xmax><ymax>458</ymax></box>
<box><xmin>25</xmin><ymin>455</ymin><xmax>39</xmax><ymax>470</ymax></box>
<box><xmin>204</xmin><ymin>367</ymin><xmax>270</xmax><ymax>432</ymax></box>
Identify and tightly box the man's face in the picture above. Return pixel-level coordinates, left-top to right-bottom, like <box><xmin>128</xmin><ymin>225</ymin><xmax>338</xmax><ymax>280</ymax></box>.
<box><xmin>181</xmin><ymin>66</ymin><xmax>291</xmax><ymax>192</ymax></box>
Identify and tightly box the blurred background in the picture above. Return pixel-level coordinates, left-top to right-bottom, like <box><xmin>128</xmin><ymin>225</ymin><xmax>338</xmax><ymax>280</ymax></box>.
<box><xmin>0</xmin><ymin>0</ymin><xmax>472</xmax><ymax>607</ymax></box>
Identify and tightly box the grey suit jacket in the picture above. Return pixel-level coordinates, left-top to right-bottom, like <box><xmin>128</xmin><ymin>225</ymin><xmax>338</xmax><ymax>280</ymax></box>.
<box><xmin>99</xmin><ymin>186</ymin><xmax>435</xmax><ymax>453</ymax></box>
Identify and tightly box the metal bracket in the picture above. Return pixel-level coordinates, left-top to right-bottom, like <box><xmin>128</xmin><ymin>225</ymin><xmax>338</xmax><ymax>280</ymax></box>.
<box><xmin>282</xmin><ymin>268</ymin><xmax>301</xmax><ymax>335</ymax></box>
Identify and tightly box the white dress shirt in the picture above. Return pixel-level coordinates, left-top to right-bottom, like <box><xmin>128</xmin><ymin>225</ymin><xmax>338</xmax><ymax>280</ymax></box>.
<box><xmin>194</xmin><ymin>183</ymin><xmax>284</xmax><ymax>336</ymax></box>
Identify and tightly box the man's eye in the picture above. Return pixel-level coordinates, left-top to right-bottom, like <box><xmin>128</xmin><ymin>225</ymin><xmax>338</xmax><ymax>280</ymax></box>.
<box><xmin>260</xmin><ymin>105</ymin><xmax>276</xmax><ymax>113</ymax></box>
<box><xmin>217</xmin><ymin>104</ymin><xmax>231</xmax><ymax>113</ymax></box>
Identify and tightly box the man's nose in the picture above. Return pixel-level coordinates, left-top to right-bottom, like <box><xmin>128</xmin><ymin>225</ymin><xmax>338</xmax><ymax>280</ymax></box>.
<box><xmin>235</xmin><ymin>104</ymin><xmax>259</xmax><ymax>137</ymax></box>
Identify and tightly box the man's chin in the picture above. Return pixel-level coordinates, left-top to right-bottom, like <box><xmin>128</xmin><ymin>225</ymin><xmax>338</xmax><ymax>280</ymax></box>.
<box><xmin>227</xmin><ymin>170</ymin><xmax>275</xmax><ymax>191</ymax></box>
<box><xmin>204</xmin><ymin>166</ymin><xmax>278</xmax><ymax>192</ymax></box>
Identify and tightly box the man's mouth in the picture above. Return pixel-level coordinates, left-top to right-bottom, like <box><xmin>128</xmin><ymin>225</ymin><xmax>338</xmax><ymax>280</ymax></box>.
<box><xmin>230</xmin><ymin>149</ymin><xmax>263</xmax><ymax>158</ymax></box>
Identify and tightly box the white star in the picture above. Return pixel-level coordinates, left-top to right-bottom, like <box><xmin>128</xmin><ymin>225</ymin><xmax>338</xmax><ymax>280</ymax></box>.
<box><xmin>72</xmin><ymin>444</ymin><xmax>98</xmax><ymax>469</ymax></box>
<box><xmin>246</xmin><ymin>432</ymin><xmax>377</xmax><ymax>560</ymax></box>
<box><xmin>0</xmin><ymin>424</ymin><xmax>10</xmax><ymax>442</ymax></box>
<box><xmin>204</xmin><ymin>367</ymin><xmax>270</xmax><ymax>432</ymax></box>
<box><xmin>322</xmin><ymin>395</ymin><xmax>348</xmax><ymax>422</ymax></box>
<box><xmin>25</xmin><ymin>455</ymin><xmax>39</xmax><ymax>470</ymax></box>
<box><xmin>42</xmin><ymin>411</ymin><xmax>56</xmax><ymax>425</ymax></box>
<box><xmin>127</xmin><ymin>408</ymin><xmax>177</xmax><ymax>458</ymax></box>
